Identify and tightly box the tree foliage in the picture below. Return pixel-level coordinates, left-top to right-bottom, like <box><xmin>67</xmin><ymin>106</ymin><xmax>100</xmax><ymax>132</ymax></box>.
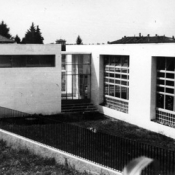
<box><xmin>14</xmin><ymin>35</ymin><xmax>21</xmax><ymax>43</ymax></box>
<box><xmin>22</xmin><ymin>23</ymin><xmax>44</xmax><ymax>44</ymax></box>
<box><xmin>76</xmin><ymin>35</ymin><xmax>83</xmax><ymax>45</ymax></box>
<box><xmin>0</xmin><ymin>21</ymin><xmax>11</xmax><ymax>39</ymax></box>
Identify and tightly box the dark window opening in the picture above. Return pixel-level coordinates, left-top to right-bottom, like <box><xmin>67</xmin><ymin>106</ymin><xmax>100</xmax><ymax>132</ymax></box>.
<box><xmin>0</xmin><ymin>55</ymin><xmax>55</xmax><ymax>68</ymax></box>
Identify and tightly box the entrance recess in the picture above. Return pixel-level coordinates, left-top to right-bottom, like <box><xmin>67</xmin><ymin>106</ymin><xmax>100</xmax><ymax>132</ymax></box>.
<box><xmin>61</xmin><ymin>53</ymin><xmax>91</xmax><ymax>100</ymax></box>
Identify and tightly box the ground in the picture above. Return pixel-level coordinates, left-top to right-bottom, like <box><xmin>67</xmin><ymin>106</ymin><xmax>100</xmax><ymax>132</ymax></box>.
<box><xmin>0</xmin><ymin>140</ymin><xmax>93</xmax><ymax>175</ymax></box>
<box><xmin>67</xmin><ymin>113</ymin><xmax>175</xmax><ymax>150</ymax></box>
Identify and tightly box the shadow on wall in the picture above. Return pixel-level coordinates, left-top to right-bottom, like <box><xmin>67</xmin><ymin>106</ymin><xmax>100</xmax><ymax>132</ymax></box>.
<box><xmin>90</xmin><ymin>54</ymin><xmax>101</xmax><ymax>106</ymax></box>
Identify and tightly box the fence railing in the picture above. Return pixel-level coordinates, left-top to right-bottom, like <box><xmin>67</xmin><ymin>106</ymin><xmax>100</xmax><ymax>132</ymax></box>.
<box><xmin>0</xmin><ymin>116</ymin><xmax>174</xmax><ymax>174</ymax></box>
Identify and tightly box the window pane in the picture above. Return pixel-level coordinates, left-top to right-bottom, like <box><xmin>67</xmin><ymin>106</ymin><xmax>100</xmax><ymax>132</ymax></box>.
<box><xmin>105</xmin><ymin>73</ymin><xmax>109</xmax><ymax>77</ymax></box>
<box><xmin>109</xmin><ymin>79</ymin><xmax>114</xmax><ymax>83</ymax></box>
<box><xmin>83</xmin><ymin>55</ymin><xmax>90</xmax><ymax>64</ymax></box>
<box><xmin>115</xmin><ymin>68</ymin><xmax>120</xmax><ymax>72</ymax></box>
<box><xmin>121</xmin><ymin>68</ymin><xmax>128</xmax><ymax>73</ymax></box>
<box><xmin>166</xmin><ymin>73</ymin><xmax>174</xmax><ymax>79</ymax></box>
<box><xmin>109</xmin><ymin>85</ymin><xmax>114</xmax><ymax>96</ymax></box>
<box><xmin>157</xmin><ymin>72</ymin><xmax>164</xmax><ymax>78</ymax></box>
<box><xmin>104</xmin><ymin>56</ymin><xmax>109</xmax><ymax>64</ymax></box>
<box><xmin>82</xmin><ymin>64</ymin><xmax>90</xmax><ymax>74</ymax></box>
<box><xmin>0</xmin><ymin>56</ymin><xmax>12</xmax><ymax>67</ymax></box>
<box><xmin>166</xmin><ymin>81</ymin><xmax>174</xmax><ymax>86</ymax></box>
<box><xmin>12</xmin><ymin>55</ymin><xmax>26</xmax><ymax>67</ymax></box>
<box><xmin>61</xmin><ymin>72</ymin><xmax>66</xmax><ymax>91</ymax></box>
<box><xmin>26</xmin><ymin>56</ymin><xmax>40</xmax><ymax>67</ymax></box>
<box><xmin>39</xmin><ymin>55</ymin><xmax>55</xmax><ymax>67</ymax></box>
<box><xmin>115</xmin><ymin>74</ymin><xmax>120</xmax><ymax>78</ymax></box>
<box><xmin>166</xmin><ymin>88</ymin><xmax>174</xmax><ymax>94</ymax></box>
<box><xmin>105</xmin><ymin>84</ymin><xmax>109</xmax><ymax>95</ymax></box>
<box><xmin>165</xmin><ymin>95</ymin><xmax>174</xmax><ymax>111</ymax></box>
<box><xmin>157</xmin><ymin>79</ymin><xmax>164</xmax><ymax>85</ymax></box>
<box><xmin>109</xmin><ymin>67</ymin><xmax>115</xmax><ymax>71</ymax></box>
<box><xmin>109</xmin><ymin>73</ymin><xmax>114</xmax><ymax>77</ymax></box>
<box><xmin>121</xmin><ymin>87</ymin><xmax>127</xmax><ymax>99</ymax></box>
<box><xmin>78</xmin><ymin>64</ymin><xmax>83</xmax><ymax>74</ymax></box>
<box><xmin>122</xmin><ymin>57</ymin><xmax>129</xmax><ymax>67</ymax></box>
<box><xmin>121</xmin><ymin>75</ymin><xmax>127</xmax><ymax>79</ymax></box>
<box><xmin>121</xmin><ymin>81</ymin><xmax>128</xmax><ymax>85</ymax></box>
<box><xmin>105</xmin><ymin>65</ymin><xmax>109</xmax><ymax>71</ymax></box>
<box><xmin>157</xmin><ymin>58</ymin><xmax>165</xmax><ymax>70</ymax></box>
<box><xmin>115</xmin><ymin>85</ymin><xmax>120</xmax><ymax>97</ymax></box>
<box><xmin>115</xmin><ymin>80</ymin><xmax>120</xmax><ymax>84</ymax></box>
<box><xmin>157</xmin><ymin>86</ymin><xmax>164</xmax><ymax>92</ymax></box>
<box><xmin>105</xmin><ymin>78</ymin><xmax>109</xmax><ymax>83</ymax></box>
<box><xmin>157</xmin><ymin>94</ymin><xmax>164</xmax><ymax>108</ymax></box>
<box><xmin>110</xmin><ymin>57</ymin><xmax>115</xmax><ymax>65</ymax></box>
<box><xmin>116</xmin><ymin>57</ymin><xmax>121</xmax><ymax>66</ymax></box>
<box><xmin>166</xmin><ymin>58</ymin><xmax>174</xmax><ymax>71</ymax></box>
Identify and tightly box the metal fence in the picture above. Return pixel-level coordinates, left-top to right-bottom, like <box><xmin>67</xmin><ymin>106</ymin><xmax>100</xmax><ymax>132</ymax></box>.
<box><xmin>0</xmin><ymin>116</ymin><xmax>174</xmax><ymax>174</ymax></box>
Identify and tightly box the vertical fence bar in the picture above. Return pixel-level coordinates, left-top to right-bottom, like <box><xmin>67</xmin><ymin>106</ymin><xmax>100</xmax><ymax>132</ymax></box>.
<box><xmin>173</xmin><ymin>151</ymin><xmax>175</xmax><ymax>174</ymax></box>
<box><xmin>121</xmin><ymin>137</ymin><xmax>124</xmax><ymax>170</ymax></box>
<box><xmin>109</xmin><ymin>135</ymin><xmax>113</xmax><ymax>169</ymax></box>
<box><xmin>76</xmin><ymin>124</ymin><xmax>79</xmax><ymax>156</ymax></box>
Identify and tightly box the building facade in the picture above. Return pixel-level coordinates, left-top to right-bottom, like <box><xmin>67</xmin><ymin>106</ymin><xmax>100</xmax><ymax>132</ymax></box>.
<box><xmin>0</xmin><ymin>44</ymin><xmax>61</xmax><ymax>115</ymax></box>
<box><xmin>65</xmin><ymin>44</ymin><xmax>175</xmax><ymax>139</ymax></box>
<box><xmin>0</xmin><ymin>43</ymin><xmax>175</xmax><ymax>139</ymax></box>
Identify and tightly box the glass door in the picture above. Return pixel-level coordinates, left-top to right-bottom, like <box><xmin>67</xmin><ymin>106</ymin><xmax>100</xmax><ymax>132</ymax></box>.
<box><xmin>61</xmin><ymin>54</ymin><xmax>91</xmax><ymax>100</ymax></box>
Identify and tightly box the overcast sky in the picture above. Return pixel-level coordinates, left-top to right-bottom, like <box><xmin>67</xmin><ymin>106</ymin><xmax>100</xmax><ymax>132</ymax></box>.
<box><xmin>1</xmin><ymin>0</ymin><xmax>175</xmax><ymax>44</ymax></box>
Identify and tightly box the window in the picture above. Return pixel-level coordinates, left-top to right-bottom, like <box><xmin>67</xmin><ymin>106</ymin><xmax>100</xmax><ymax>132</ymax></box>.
<box><xmin>104</xmin><ymin>55</ymin><xmax>129</xmax><ymax>113</ymax></box>
<box><xmin>0</xmin><ymin>55</ymin><xmax>55</xmax><ymax>68</ymax></box>
<box><xmin>61</xmin><ymin>54</ymin><xmax>91</xmax><ymax>100</ymax></box>
<box><xmin>156</xmin><ymin>57</ymin><xmax>175</xmax><ymax>125</ymax></box>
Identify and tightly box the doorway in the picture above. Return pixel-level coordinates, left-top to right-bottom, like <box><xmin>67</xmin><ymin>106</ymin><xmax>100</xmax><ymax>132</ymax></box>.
<box><xmin>61</xmin><ymin>54</ymin><xmax>91</xmax><ymax>100</ymax></box>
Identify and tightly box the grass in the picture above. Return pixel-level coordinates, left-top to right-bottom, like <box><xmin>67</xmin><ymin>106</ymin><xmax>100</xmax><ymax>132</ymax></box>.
<box><xmin>33</xmin><ymin>112</ymin><xmax>175</xmax><ymax>150</ymax></box>
<box><xmin>0</xmin><ymin>140</ymin><xmax>94</xmax><ymax>175</ymax></box>
<box><xmin>70</xmin><ymin>115</ymin><xmax>175</xmax><ymax>150</ymax></box>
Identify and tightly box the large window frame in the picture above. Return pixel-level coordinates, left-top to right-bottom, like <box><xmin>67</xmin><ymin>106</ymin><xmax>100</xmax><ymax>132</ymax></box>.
<box><xmin>103</xmin><ymin>55</ymin><xmax>129</xmax><ymax>113</ymax></box>
<box><xmin>156</xmin><ymin>57</ymin><xmax>175</xmax><ymax>125</ymax></box>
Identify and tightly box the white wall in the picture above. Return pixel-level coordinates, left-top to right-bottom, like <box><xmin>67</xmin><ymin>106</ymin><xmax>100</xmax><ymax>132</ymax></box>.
<box><xmin>66</xmin><ymin>44</ymin><xmax>175</xmax><ymax>139</ymax></box>
<box><xmin>0</xmin><ymin>44</ymin><xmax>61</xmax><ymax>115</ymax></box>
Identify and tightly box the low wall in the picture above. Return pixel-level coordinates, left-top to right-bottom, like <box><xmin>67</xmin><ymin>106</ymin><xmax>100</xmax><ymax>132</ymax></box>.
<box><xmin>0</xmin><ymin>128</ymin><xmax>121</xmax><ymax>175</ymax></box>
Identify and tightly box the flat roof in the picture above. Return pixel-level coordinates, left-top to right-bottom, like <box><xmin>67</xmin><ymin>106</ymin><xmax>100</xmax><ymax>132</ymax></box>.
<box><xmin>61</xmin><ymin>51</ymin><xmax>91</xmax><ymax>55</ymax></box>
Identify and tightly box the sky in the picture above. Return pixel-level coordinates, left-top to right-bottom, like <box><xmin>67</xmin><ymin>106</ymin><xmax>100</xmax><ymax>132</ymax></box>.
<box><xmin>0</xmin><ymin>0</ymin><xmax>175</xmax><ymax>44</ymax></box>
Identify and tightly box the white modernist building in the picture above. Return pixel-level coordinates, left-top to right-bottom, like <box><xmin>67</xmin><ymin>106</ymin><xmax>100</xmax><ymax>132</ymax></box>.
<box><xmin>0</xmin><ymin>43</ymin><xmax>175</xmax><ymax>139</ymax></box>
<box><xmin>65</xmin><ymin>44</ymin><xmax>175</xmax><ymax>139</ymax></box>
<box><xmin>0</xmin><ymin>44</ymin><xmax>61</xmax><ymax>115</ymax></box>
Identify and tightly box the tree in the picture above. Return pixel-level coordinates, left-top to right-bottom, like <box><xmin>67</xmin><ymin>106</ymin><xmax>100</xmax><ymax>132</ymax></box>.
<box><xmin>76</xmin><ymin>35</ymin><xmax>83</xmax><ymax>45</ymax></box>
<box><xmin>35</xmin><ymin>26</ymin><xmax>44</xmax><ymax>44</ymax></box>
<box><xmin>14</xmin><ymin>35</ymin><xmax>21</xmax><ymax>43</ymax></box>
<box><xmin>0</xmin><ymin>21</ymin><xmax>11</xmax><ymax>39</ymax></box>
<box><xmin>22</xmin><ymin>23</ymin><xmax>44</xmax><ymax>44</ymax></box>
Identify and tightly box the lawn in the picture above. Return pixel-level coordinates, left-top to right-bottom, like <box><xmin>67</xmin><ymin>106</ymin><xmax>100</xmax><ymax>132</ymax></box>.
<box><xmin>0</xmin><ymin>140</ymin><xmax>94</xmax><ymax>175</ymax></box>
<box><xmin>36</xmin><ymin>112</ymin><xmax>175</xmax><ymax>150</ymax></box>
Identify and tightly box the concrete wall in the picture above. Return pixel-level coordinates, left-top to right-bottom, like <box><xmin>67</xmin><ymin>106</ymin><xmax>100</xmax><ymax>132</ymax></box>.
<box><xmin>0</xmin><ymin>44</ymin><xmax>61</xmax><ymax>115</ymax></box>
<box><xmin>66</xmin><ymin>44</ymin><xmax>175</xmax><ymax>139</ymax></box>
